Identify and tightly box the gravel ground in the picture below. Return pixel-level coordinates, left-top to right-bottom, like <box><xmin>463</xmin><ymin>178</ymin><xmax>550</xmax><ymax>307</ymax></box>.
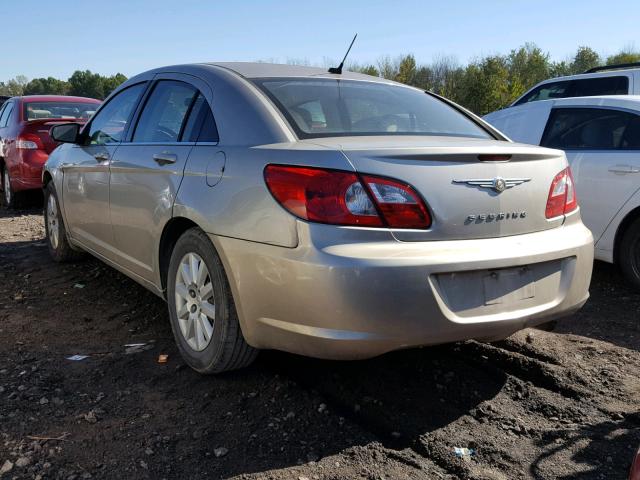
<box><xmin>0</xmin><ymin>207</ymin><xmax>639</xmax><ymax>480</ymax></box>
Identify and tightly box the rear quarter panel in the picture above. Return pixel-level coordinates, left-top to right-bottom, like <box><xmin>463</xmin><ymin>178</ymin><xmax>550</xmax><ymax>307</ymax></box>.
<box><xmin>174</xmin><ymin>143</ymin><xmax>353</xmax><ymax>248</ymax></box>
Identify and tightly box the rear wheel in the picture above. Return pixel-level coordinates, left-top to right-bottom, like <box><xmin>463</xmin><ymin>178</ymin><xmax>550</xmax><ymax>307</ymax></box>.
<box><xmin>619</xmin><ymin>217</ymin><xmax>640</xmax><ymax>290</ymax></box>
<box><xmin>44</xmin><ymin>182</ymin><xmax>84</xmax><ymax>262</ymax></box>
<box><xmin>2</xmin><ymin>166</ymin><xmax>20</xmax><ymax>209</ymax></box>
<box><xmin>167</xmin><ymin>228</ymin><xmax>257</xmax><ymax>373</ymax></box>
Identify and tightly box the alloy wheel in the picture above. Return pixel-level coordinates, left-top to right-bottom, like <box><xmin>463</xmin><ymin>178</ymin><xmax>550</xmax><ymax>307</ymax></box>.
<box><xmin>47</xmin><ymin>193</ymin><xmax>59</xmax><ymax>249</ymax></box>
<box><xmin>174</xmin><ymin>252</ymin><xmax>215</xmax><ymax>352</ymax></box>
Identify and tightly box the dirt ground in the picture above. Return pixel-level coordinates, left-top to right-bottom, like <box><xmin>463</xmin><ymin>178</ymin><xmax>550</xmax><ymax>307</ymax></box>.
<box><xmin>0</xmin><ymin>207</ymin><xmax>639</xmax><ymax>480</ymax></box>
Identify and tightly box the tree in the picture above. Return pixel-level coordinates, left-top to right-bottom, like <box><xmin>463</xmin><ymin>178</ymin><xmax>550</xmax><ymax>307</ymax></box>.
<box><xmin>571</xmin><ymin>46</ymin><xmax>601</xmax><ymax>74</ymax></box>
<box><xmin>68</xmin><ymin>70</ymin><xmax>105</xmax><ymax>99</ymax></box>
<box><xmin>459</xmin><ymin>56</ymin><xmax>511</xmax><ymax>115</ymax></box>
<box><xmin>102</xmin><ymin>73</ymin><xmax>127</xmax><ymax>98</ymax></box>
<box><xmin>0</xmin><ymin>75</ymin><xmax>29</xmax><ymax>96</ymax></box>
<box><xmin>507</xmin><ymin>43</ymin><xmax>550</xmax><ymax>96</ymax></box>
<box><xmin>377</xmin><ymin>55</ymin><xmax>399</xmax><ymax>80</ymax></box>
<box><xmin>395</xmin><ymin>55</ymin><xmax>417</xmax><ymax>85</ymax></box>
<box><xmin>606</xmin><ymin>48</ymin><xmax>640</xmax><ymax>65</ymax></box>
<box><xmin>24</xmin><ymin>77</ymin><xmax>69</xmax><ymax>95</ymax></box>
<box><xmin>413</xmin><ymin>66</ymin><xmax>434</xmax><ymax>91</ymax></box>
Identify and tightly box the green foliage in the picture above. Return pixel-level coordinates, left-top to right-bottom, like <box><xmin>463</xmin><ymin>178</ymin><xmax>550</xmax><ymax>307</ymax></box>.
<box><xmin>0</xmin><ymin>71</ymin><xmax>127</xmax><ymax>100</ymax></box>
<box><xmin>24</xmin><ymin>77</ymin><xmax>69</xmax><ymax>95</ymax></box>
<box><xmin>360</xmin><ymin>44</ymin><xmax>640</xmax><ymax>115</ymax></box>
<box><xmin>606</xmin><ymin>48</ymin><xmax>640</xmax><ymax>65</ymax></box>
<box><xmin>395</xmin><ymin>55</ymin><xmax>417</xmax><ymax>85</ymax></box>
<box><xmin>0</xmin><ymin>75</ymin><xmax>28</xmax><ymax>96</ymax></box>
<box><xmin>571</xmin><ymin>46</ymin><xmax>601</xmax><ymax>74</ymax></box>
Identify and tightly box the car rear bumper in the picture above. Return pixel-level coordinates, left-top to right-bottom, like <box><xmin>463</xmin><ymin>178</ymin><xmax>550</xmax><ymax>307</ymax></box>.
<box><xmin>211</xmin><ymin>220</ymin><xmax>594</xmax><ymax>360</ymax></box>
<box><xmin>9</xmin><ymin>149</ymin><xmax>48</xmax><ymax>192</ymax></box>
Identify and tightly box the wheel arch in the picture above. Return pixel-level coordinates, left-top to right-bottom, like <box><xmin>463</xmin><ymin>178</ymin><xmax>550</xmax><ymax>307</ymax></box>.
<box><xmin>158</xmin><ymin>216</ymin><xmax>200</xmax><ymax>294</ymax></box>
<box><xmin>613</xmin><ymin>205</ymin><xmax>640</xmax><ymax>265</ymax></box>
<box><xmin>42</xmin><ymin>169</ymin><xmax>53</xmax><ymax>187</ymax></box>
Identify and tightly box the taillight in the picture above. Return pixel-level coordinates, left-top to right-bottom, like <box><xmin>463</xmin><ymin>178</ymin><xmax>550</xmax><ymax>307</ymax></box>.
<box><xmin>16</xmin><ymin>134</ymin><xmax>43</xmax><ymax>150</ymax></box>
<box><xmin>264</xmin><ymin>165</ymin><xmax>431</xmax><ymax>229</ymax></box>
<box><xmin>545</xmin><ymin>167</ymin><xmax>578</xmax><ymax>219</ymax></box>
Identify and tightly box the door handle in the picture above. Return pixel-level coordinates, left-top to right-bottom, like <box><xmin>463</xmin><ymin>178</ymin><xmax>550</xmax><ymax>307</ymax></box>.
<box><xmin>608</xmin><ymin>164</ymin><xmax>640</xmax><ymax>174</ymax></box>
<box><xmin>153</xmin><ymin>152</ymin><xmax>177</xmax><ymax>166</ymax></box>
<box><xmin>94</xmin><ymin>152</ymin><xmax>110</xmax><ymax>162</ymax></box>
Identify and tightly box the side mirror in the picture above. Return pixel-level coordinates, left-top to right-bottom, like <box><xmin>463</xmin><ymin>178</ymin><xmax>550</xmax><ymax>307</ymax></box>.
<box><xmin>51</xmin><ymin>123</ymin><xmax>81</xmax><ymax>144</ymax></box>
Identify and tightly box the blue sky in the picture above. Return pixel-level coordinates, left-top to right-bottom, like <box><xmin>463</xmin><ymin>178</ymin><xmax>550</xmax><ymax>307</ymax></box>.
<box><xmin>3</xmin><ymin>0</ymin><xmax>639</xmax><ymax>81</ymax></box>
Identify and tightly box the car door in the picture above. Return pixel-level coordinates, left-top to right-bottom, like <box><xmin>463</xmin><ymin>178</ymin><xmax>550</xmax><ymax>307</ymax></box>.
<box><xmin>108</xmin><ymin>73</ymin><xmax>212</xmax><ymax>283</ymax></box>
<box><xmin>541</xmin><ymin>106</ymin><xmax>640</xmax><ymax>242</ymax></box>
<box><xmin>62</xmin><ymin>83</ymin><xmax>147</xmax><ymax>258</ymax></box>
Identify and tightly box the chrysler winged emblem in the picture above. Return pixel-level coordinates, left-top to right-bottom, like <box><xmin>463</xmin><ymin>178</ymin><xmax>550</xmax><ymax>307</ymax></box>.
<box><xmin>453</xmin><ymin>176</ymin><xmax>531</xmax><ymax>193</ymax></box>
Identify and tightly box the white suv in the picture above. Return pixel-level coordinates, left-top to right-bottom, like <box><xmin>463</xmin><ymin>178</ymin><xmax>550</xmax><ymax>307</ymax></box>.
<box><xmin>484</xmin><ymin>95</ymin><xmax>640</xmax><ymax>288</ymax></box>
<box><xmin>511</xmin><ymin>64</ymin><xmax>640</xmax><ymax>107</ymax></box>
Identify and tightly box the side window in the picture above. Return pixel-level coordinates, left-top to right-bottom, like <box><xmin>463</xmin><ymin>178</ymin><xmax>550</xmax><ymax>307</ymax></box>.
<box><xmin>133</xmin><ymin>80</ymin><xmax>198</xmax><ymax>143</ymax></box>
<box><xmin>87</xmin><ymin>83</ymin><xmax>145</xmax><ymax>145</ymax></box>
<box><xmin>0</xmin><ymin>102</ymin><xmax>14</xmax><ymax>127</ymax></box>
<box><xmin>541</xmin><ymin>108</ymin><xmax>640</xmax><ymax>150</ymax></box>
<box><xmin>570</xmin><ymin>76</ymin><xmax>629</xmax><ymax>97</ymax></box>
<box><xmin>181</xmin><ymin>93</ymin><xmax>219</xmax><ymax>142</ymax></box>
<box><xmin>515</xmin><ymin>81</ymin><xmax>571</xmax><ymax>106</ymax></box>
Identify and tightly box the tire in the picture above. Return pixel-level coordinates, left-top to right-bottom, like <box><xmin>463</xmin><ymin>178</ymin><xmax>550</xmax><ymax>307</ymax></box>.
<box><xmin>2</xmin><ymin>165</ymin><xmax>21</xmax><ymax>209</ymax></box>
<box><xmin>167</xmin><ymin>227</ymin><xmax>258</xmax><ymax>373</ymax></box>
<box><xmin>44</xmin><ymin>182</ymin><xmax>84</xmax><ymax>262</ymax></box>
<box><xmin>619</xmin><ymin>217</ymin><xmax>640</xmax><ymax>290</ymax></box>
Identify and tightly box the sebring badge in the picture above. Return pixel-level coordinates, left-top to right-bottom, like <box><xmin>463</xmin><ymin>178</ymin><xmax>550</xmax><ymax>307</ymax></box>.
<box><xmin>453</xmin><ymin>176</ymin><xmax>531</xmax><ymax>193</ymax></box>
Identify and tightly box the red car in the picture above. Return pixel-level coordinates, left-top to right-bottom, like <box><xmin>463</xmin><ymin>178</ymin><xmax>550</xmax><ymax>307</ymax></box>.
<box><xmin>0</xmin><ymin>95</ymin><xmax>101</xmax><ymax>208</ymax></box>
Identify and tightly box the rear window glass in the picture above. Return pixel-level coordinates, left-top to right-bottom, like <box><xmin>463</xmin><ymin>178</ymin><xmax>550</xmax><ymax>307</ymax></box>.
<box><xmin>254</xmin><ymin>78</ymin><xmax>492</xmax><ymax>140</ymax></box>
<box><xmin>24</xmin><ymin>102</ymin><xmax>99</xmax><ymax>121</ymax></box>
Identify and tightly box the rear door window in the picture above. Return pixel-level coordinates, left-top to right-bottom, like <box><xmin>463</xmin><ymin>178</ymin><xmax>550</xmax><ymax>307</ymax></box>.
<box><xmin>541</xmin><ymin>107</ymin><xmax>640</xmax><ymax>150</ymax></box>
<box><xmin>132</xmin><ymin>80</ymin><xmax>198</xmax><ymax>143</ymax></box>
<box><xmin>180</xmin><ymin>93</ymin><xmax>219</xmax><ymax>142</ymax></box>
<box><xmin>571</xmin><ymin>76</ymin><xmax>629</xmax><ymax>97</ymax></box>
<box><xmin>515</xmin><ymin>76</ymin><xmax>629</xmax><ymax>106</ymax></box>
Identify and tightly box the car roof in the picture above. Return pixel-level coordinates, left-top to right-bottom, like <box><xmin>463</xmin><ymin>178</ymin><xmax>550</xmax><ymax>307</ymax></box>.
<box><xmin>535</xmin><ymin>68</ymin><xmax>639</xmax><ymax>85</ymax></box>
<box><xmin>537</xmin><ymin>95</ymin><xmax>640</xmax><ymax>109</ymax></box>
<box><xmin>18</xmin><ymin>95</ymin><xmax>101</xmax><ymax>103</ymax></box>
<box><xmin>203</xmin><ymin>61</ymin><xmax>401</xmax><ymax>85</ymax></box>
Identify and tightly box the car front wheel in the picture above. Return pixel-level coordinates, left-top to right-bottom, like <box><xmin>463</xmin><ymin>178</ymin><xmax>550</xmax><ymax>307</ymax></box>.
<box><xmin>619</xmin><ymin>217</ymin><xmax>640</xmax><ymax>290</ymax></box>
<box><xmin>44</xmin><ymin>182</ymin><xmax>84</xmax><ymax>262</ymax></box>
<box><xmin>167</xmin><ymin>228</ymin><xmax>258</xmax><ymax>373</ymax></box>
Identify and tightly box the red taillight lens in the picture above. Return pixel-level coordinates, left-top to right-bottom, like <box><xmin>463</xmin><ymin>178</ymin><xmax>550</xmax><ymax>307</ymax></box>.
<box><xmin>545</xmin><ymin>167</ymin><xmax>578</xmax><ymax>219</ymax></box>
<box><xmin>362</xmin><ymin>175</ymin><xmax>431</xmax><ymax>229</ymax></box>
<box><xmin>16</xmin><ymin>134</ymin><xmax>43</xmax><ymax>150</ymax></box>
<box><xmin>264</xmin><ymin>165</ymin><xmax>431</xmax><ymax>229</ymax></box>
<box><xmin>264</xmin><ymin>165</ymin><xmax>383</xmax><ymax>227</ymax></box>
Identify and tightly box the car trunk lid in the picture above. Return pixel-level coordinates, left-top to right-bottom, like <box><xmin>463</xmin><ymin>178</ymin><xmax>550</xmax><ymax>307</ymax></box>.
<box><xmin>22</xmin><ymin>119</ymin><xmax>86</xmax><ymax>154</ymax></box>
<box><xmin>308</xmin><ymin>136</ymin><xmax>568</xmax><ymax>241</ymax></box>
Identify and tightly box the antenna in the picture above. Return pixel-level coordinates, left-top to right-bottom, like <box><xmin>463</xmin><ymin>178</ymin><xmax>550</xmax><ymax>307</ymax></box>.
<box><xmin>328</xmin><ymin>34</ymin><xmax>358</xmax><ymax>74</ymax></box>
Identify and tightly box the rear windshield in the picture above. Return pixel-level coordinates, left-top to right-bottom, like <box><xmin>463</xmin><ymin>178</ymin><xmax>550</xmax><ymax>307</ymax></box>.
<box><xmin>24</xmin><ymin>102</ymin><xmax>99</xmax><ymax>121</ymax></box>
<box><xmin>254</xmin><ymin>78</ymin><xmax>492</xmax><ymax>140</ymax></box>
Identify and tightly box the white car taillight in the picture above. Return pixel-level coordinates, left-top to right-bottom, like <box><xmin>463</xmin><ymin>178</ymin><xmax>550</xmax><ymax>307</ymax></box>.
<box><xmin>545</xmin><ymin>167</ymin><xmax>578</xmax><ymax>219</ymax></box>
